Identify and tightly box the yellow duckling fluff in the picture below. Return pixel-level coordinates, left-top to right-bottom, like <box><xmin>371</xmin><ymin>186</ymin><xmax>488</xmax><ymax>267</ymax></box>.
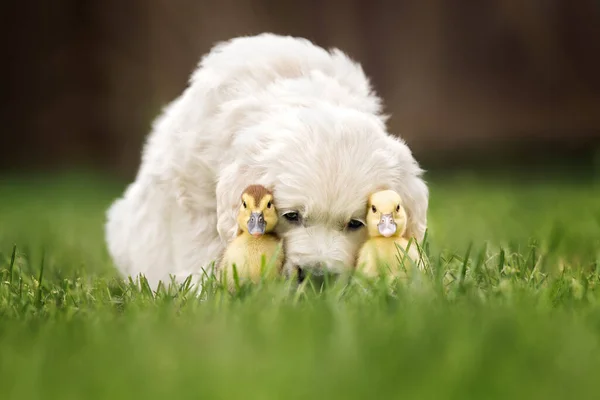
<box><xmin>356</xmin><ymin>189</ymin><xmax>423</xmax><ymax>279</ymax></box>
<box><xmin>218</xmin><ymin>185</ymin><xmax>284</xmax><ymax>289</ymax></box>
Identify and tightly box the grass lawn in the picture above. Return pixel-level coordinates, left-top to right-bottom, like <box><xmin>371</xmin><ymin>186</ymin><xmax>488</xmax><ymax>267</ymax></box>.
<box><xmin>1</xmin><ymin>170</ymin><xmax>599</xmax><ymax>400</ymax></box>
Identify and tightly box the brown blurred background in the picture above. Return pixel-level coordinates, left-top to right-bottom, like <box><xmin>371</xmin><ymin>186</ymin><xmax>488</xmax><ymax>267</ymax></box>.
<box><xmin>2</xmin><ymin>0</ymin><xmax>600</xmax><ymax>177</ymax></box>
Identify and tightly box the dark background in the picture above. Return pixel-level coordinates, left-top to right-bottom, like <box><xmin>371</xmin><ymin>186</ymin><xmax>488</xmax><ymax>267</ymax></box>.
<box><xmin>2</xmin><ymin>0</ymin><xmax>600</xmax><ymax>178</ymax></box>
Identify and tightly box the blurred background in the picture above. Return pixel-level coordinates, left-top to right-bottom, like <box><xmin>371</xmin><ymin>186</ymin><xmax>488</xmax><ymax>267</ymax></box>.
<box><xmin>2</xmin><ymin>0</ymin><xmax>600</xmax><ymax>178</ymax></box>
<box><xmin>3</xmin><ymin>3</ymin><xmax>600</xmax><ymax>397</ymax></box>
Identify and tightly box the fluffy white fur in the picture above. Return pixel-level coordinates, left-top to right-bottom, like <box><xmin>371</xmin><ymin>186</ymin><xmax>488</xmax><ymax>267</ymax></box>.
<box><xmin>105</xmin><ymin>33</ymin><xmax>429</xmax><ymax>288</ymax></box>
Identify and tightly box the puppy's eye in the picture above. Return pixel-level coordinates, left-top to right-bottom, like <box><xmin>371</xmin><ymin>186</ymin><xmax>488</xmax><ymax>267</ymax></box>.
<box><xmin>283</xmin><ymin>211</ymin><xmax>300</xmax><ymax>223</ymax></box>
<box><xmin>396</xmin><ymin>205</ymin><xmax>400</xmax><ymax>212</ymax></box>
<box><xmin>267</xmin><ymin>201</ymin><xmax>272</xmax><ymax>209</ymax></box>
<box><xmin>347</xmin><ymin>219</ymin><xmax>364</xmax><ymax>231</ymax></box>
<box><xmin>242</xmin><ymin>201</ymin><xmax>247</xmax><ymax>208</ymax></box>
<box><xmin>371</xmin><ymin>205</ymin><xmax>377</xmax><ymax>213</ymax></box>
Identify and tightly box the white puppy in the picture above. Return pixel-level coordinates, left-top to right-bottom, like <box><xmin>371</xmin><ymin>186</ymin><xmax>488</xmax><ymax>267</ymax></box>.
<box><xmin>105</xmin><ymin>33</ymin><xmax>428</xmax><ymax>288</ymax></box>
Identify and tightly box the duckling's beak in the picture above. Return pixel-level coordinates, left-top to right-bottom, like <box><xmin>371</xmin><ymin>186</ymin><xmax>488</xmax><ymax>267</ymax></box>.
<box><xmin>247</xmin><ymin>212</ymin><xmax>266</xmax><ymax>237</ymax></box>
<box><xmin>377</xmin><ymin>214</ymin><xmax>397</xmax><ymax>237</ymax></box>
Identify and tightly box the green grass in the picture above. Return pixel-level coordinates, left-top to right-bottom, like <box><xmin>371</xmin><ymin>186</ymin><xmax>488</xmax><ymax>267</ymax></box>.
<box><xmin>1</xmin><ymin>171</ymin><xmax>600</xmax><ymax>399</ymax></box>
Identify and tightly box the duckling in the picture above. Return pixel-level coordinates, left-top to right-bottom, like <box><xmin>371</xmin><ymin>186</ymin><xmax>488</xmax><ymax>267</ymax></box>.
<box><xmin>356</xmin><ymin>189</ymin><xmax>423</xmax><ymax>279</ymax></box>
<box><xmin>218</xmin><ymin>185</ymin><xmax>284</xmax><ymax>289</ymax></box>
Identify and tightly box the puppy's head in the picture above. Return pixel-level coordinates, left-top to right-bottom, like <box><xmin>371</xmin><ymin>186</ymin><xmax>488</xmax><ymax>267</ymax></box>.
<box><xmin>217</xmin><ymin>104</ymin><xmax>428</xmax><ymax>277</ymax></box>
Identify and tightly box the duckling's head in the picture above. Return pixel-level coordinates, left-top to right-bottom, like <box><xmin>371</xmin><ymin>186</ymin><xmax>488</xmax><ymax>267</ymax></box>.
<box><xmin>366</xmin><ymin>190</ymin><xmax>407</xmax><ymax>238</ymax></box>
<box><xmin>237</xmin><ymin>185</ymin><xmax>278</xmax><ymax>237</ymax></box>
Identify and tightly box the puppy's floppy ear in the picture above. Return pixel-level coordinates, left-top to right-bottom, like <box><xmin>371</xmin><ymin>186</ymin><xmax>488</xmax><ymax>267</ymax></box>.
<box><xmin>385</xmin><ymin>136</ymin><xmax>429</xmax><ymax>242</ymax></box>
<box><xmin>216</xmin><ymin>162</ymin><xmax>266</xmax><ymax>242</ymax></box>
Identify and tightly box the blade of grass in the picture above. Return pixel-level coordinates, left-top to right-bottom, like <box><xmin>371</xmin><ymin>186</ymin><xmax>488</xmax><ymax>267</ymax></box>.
<box><xmin>458</xmin><ymin>243</ymin><xmax>472</xmax><ymax>291</ymax></box>
<box><xmin>474</xmin><ymin>242</ymin><xmax>487</xmax><ymax>281</ymax></box>
<box><xmin>35</xmin><ymin>250</ymin><xmax>45</xmax><ymax>307</ymax></box>
<box><xmin>232</xmin><ymin>263</ymin><xmax>241</xmax><ymax>293</ymax></box>
<box><xmin>498</xmin><ymin>248</ymin><xmax>506</xmax><ymax>274</ymax></box>
<box><xmin>9</xmin><ymin>244</ymin><xmax>16</xmax><ymax>284</ymax></box>
<box><xmin>140</xmin><ymin>275</ymin><xmax>154</xmax><ymax>298</ymax></box>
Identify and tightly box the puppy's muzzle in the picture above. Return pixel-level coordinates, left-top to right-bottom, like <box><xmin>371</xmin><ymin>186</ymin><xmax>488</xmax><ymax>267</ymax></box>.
<box><xmin>296</xmin><ymin>260</ymin><xmax>347</xmax><ymax>283</ymax></box>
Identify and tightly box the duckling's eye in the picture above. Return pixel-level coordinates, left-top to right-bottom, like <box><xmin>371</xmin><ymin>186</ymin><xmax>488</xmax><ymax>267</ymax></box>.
<box><xmin>242</xmin><ymin>201</ymin><xmax>247</xmax><ymax>208</ymax></box>
<box><xmin>283</xmin><ymin>211</ymin><xmax>300</xmax><ymax>223</ymax></box>
<box><xmin>396</xmin><ymin>205</ymin><xmax>400</xmax><ymax>212</ymax></box>
<box><xmin>267</xmin><ymin>201</ymin><xmax>272</xmax><ymax>209</ymax></box>
<box><xmin>371</xmin><ymin>205</ymin><xmax>377</xmax><ymax>213</ymax></box>
<box><xmin>347</xmin><ymin>219</ymin><xmax>365</xmax><ymax>231</ymax></box>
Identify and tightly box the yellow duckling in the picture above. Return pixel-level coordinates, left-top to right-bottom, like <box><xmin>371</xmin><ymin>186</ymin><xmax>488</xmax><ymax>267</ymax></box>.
<box><xmin>219</xmin><ymin>184</ymin><xmax>284</xmax><ymax>289</ymax></box>
<box><xmin>356</xmin><ymin>189</ymin><xmax>423</xmax><ymax>279</ymax></box>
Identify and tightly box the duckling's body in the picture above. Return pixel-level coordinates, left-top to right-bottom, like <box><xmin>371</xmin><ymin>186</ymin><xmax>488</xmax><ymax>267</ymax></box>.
<box><xmin>356</xmin><ymin>190</ymin><xmax>423</xmax><ymax>279</ymax></box>
<box><xmin>219</xmin><ymin>185</ymin><xmax>284</xmax><ymax>289</ymax></box>
<box><xmin>221</xmin><ymin>232</ymin><xmax>283</xmax><ymax>284</ymax></box>
<box><xmin>357</xmin><ymin>236</ymin><xmax>420</xmax><ymax>278</ymax></box>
